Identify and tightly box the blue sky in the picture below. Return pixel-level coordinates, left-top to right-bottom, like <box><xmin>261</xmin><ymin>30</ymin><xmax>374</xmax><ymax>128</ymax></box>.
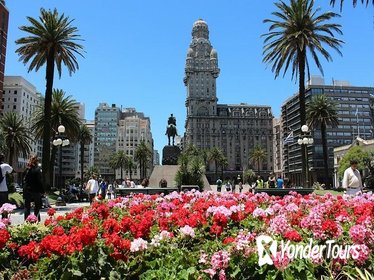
<box><xmin>5</xmin><ymin>0</ymin><xmax>374</xmax><ymax>154</ymax></box>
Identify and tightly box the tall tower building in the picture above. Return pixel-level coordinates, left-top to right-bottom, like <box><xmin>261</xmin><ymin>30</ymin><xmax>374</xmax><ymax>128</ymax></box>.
<box><xmin>184</xmin><ymin>20</ymin><xmax>273</xmax><ymax>181</ymax></box>
<box><xmin>184</xmin><ymin>19</ymin><xmax>220</xmax><ymax>119</ymax></box>
<box><xmin>94</xmin><ymin>103</ymin><xmax>120</xmax><ymax>180</ymax></box>
<box><xmin>0</xmin><ymin>1</ymin><xmax>9</xmax><ymax>114</ymax></box>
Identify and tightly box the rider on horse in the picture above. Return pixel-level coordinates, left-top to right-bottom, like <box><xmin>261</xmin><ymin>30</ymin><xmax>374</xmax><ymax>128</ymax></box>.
<box><xmin>166</xmin><ymin>114</ymin><xmax>178</xmax><ymax>146</ymax></box>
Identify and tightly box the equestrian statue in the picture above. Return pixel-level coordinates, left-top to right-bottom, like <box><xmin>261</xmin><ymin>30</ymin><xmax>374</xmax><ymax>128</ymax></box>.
<box><xmin>166</xmin><ymin>113</ymin><xmax>178</xmax><ymax>146</ymax></box>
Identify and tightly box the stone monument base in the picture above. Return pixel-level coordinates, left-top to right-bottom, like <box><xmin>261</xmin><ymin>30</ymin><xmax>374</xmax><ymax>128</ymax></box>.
<box><xmin>162</xmin><ymin>145</ymin><xmax>181</xmax><ymax>165</ymax></box>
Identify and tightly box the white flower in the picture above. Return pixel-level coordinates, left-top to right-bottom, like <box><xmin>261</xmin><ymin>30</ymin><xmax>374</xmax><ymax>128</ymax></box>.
<box><xmin>130</xmin><ymin>238</ymin><xmax>148</xmax><ymax>252</ymax></box>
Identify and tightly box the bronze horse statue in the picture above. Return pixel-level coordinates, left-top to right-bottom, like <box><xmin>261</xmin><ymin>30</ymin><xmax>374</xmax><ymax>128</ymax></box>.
<box><xmin>166</xmin><ymin>124</ymin><xmax>177</xmax><ymax>146</ymax></box>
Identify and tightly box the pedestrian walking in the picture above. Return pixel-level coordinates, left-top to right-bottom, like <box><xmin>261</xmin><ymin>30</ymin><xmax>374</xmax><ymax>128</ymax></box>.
<box><xmin>216</xmin><ymin>178</ymin><xmax>222</xmax><ymax>192</ymax></box>
<box><xmin>23</xmin><ymin>155</ymin><xmax>43</xmax><ymax>221</ymax></box>
<box><xmin>86</xmin><ymin>175</ymin><xmax>99</xmax><ymax>204</ymax></box>
<box><xmin>0</xmin><ymin>153</ymin><xmax>13</xmax><ymax>219</ymax></box>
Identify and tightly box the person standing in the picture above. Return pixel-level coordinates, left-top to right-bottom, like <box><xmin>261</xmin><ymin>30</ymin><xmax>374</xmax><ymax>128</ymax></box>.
<box><xmin>0</xmin><ymin>153</ymin><xmax>13</xmax><ymax>219</ymax></box>
<box><xmin>268</xmin><ymin>174</ymin><xmax>276</xmax><ymax>188</ymax></box>
<box><xmin>238</xmin><ymin>175</ymin><xmax>243</xmax><ymax>193</ymax></box>
<box><xmin>23</xmin><ymin>155</ymin><xmax>43</xmax><ymax>221</ymax></box>
<box><xmin>86</xmin><ymin>175</ymin><xmax>99</xmax><ymax>204</ymax></box>
<box><xmin>277</xmin><ymin>176</ymin><xmax>284</xmax><ymax>189</ymax></box>
<box><xmin>216</xmin><ymin>178</ymin><xmax>222</xmax><ymax>192</ymax></box>
<box><xmin>342</xmin><ymin>160</ymin><xmax>363</xmax><ymax>196</ymax></box>
<box><xmin>255</xmin><ymin>176</ymin><xmax>264</xmax><ymax>189</ymax></box>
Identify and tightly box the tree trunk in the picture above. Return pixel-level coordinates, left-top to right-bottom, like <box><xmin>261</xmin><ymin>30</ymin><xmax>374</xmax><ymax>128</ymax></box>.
<box><xmin>215</xmin><ymin>160</ymin><xmax>218</xmax><ymax>180</ymax></box>
<box><xmin>80</xmin><ymin>141</ymin><xmax>84</xmax><ymax>189</ymax></box>
<box><xmin>257</xmin><ymin>159</ymin><xmax>260</xmax><ymax>175</ymax></box>
<box><xmin>298</xmin><ymin>49</ymin><xmax>307</xmax><ymax>187</ymax></box>
<box><xmin>321</xmin><ymin>123</ymin><xmax>330</xmax><ymax>185</ymax></box>
<box><xmin>49</xmin><ymin>145</ymin><xmax>57</xmax><ymax>189</ymax></box>
<box><xmin>42</xmin><ymin>48</ymin><xmax>55</xmax><ymax>191</ymax></box>
<box><xmin>120</xmin><ymin>167</ymin><xmax>123</xmax><ymax>180</ymax></box>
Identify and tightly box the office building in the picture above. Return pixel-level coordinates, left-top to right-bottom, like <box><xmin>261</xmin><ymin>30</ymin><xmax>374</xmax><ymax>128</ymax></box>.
<box><xmin>117</xmin><ymin>108</ymin><xmax>153</xmax><ymax>180</ymax></box>
<box><xmin>3</xmin><ymin>76</ymin><xmax>42</xmax><ymax>170</ymax></box>
<box><xmin>281</xmin><ymin>76</ymin><xmax>374</xmax><ymax>186</ymax></box>
<box><xmin>94</xmin><ymin>103</ymin><xmax>120</xmax><ymax>180</ymax></box>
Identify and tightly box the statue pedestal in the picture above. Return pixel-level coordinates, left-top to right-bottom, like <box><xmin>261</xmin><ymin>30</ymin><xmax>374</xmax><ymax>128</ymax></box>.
<box><xmin>162</xmin><ymin>146</ymin><xmax>181</xmax><ymax>165</ymax></box>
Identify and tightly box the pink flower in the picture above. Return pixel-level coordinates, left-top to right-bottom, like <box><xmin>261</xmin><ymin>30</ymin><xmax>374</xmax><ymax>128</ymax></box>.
<box><xmin>0</xmin><ymin>203</ymin><xmax>16</xmax><ymax>214</ymax></box>
<box><xmin>130</xmin><ymin>238</ymin><xmax>148</xmax><ymax>252</ymax></box>
<box><xmin>199</xmin><ymin>252</ymin><xmax>208</xmax><ymax>264</ymax></box>
<box><xmin>203</xmin><ymin>268</ymin><xmax>216</xmax><ymax>279</ymax></box>
<box><xmin>211</xmin><ymin>250</ymin><xmax>230</xmax><ymax>270</ymax></box>
<box><xmin>218</xmin><ymin>269</ymin><xmax>226</xmax><ymax>280</ymax></box>
<box><xmin>25</xmin><ymin>214</ymin><xmax>38</xmax><ymax>223</ymax></box>
<box><xmin>272</xmin><ymin>251</ymin><xmax>290</xmax><ymax>271</ymax></box>
<box><xmin>179</xmin><ymin>225</ymin><xmax>195</xmax><ymax>238</ymax></box>
<box><xmin>349</xmin><ymin>224</ymin><xmax>366</xmax><ymax>244</ymax></box>
<box><xmin>352</xmin><ymin>244</ymin><xmax>371</xmax><ymax>265</ymax></box>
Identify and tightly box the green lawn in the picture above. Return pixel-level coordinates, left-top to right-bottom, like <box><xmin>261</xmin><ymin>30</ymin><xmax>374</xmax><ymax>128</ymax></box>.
<box><xmin>314</xmin><ymin>189</ymin><xmax>344</xmax><ymax>196</ymax></box>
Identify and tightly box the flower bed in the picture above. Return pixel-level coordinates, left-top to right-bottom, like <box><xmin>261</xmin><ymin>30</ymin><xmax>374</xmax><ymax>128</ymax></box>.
<box><xmin>0</xmin><ymin>191</ymin><xmax>374</xmax><ymax>279</ymax></box>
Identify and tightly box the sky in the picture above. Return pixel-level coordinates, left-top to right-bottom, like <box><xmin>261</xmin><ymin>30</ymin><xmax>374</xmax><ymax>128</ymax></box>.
<box><xmin>5</xmin><ymin>0</ymin><xmax>374</xmax><ymax>154</ymax></box>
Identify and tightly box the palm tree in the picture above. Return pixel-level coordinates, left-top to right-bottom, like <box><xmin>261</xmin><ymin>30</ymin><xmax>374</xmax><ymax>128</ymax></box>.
<box><xmin>263</xmin><ymin>0</ymin><xmax>343</xmax><ymax>185</ymax></box>
<box><xmin>32</xmin><ymin>89</ymin><xmax>81</xmax><ymax>188</ymax></box>
<box><xmin>0</xmin><ymin>112</ymin><xmax>32</xmax><ymax>166</ymax></box>
<box><xmin>126</xmin><ymin>157</ymin><xmax>136</xmax><ymax>180</ymax></box>
<box><xmin>0</xmin><ymin>128</ymin><xmax>6</xmax><ymax>155</ymax></box>
<box><xmin>208</xmin><ymin>147</ymin><xmax>225</xmax><ymax>180</ymax></box>
<box><xmin>134</xmin><ymin>141</ymin><xmax>152</xmax><ymax>180</ymax></box>
<box><xmin>330</xmin><ymin>0</ymin><xmax>373</xmax><ymax>9</ymax></box>
<box><xmin>16</xmin><ymin>8</ymin><xmax>84</xmax><ymax>189</ymax></box>
<box><xmin>78</xmin><ymin>124</ymin><xmax>92</xmax><ymax>188</ymax></box>
<box><xmin>109</xmin><ymin>151</ymin><xmax>128</xmax><ymax>180</ymax></box>
<box><xmin>307</xmin><ymin>94</ymin><xmax>339</xmax><ymax>184</ymax></box>
<box><xmin>249</xmin><ymin>145</ymin><xmax>267</xmax><ymax>175</ymax></box>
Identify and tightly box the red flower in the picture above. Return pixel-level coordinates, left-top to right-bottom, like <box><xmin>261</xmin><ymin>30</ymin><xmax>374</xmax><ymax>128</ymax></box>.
<box><xmin>18</xmin><ymin>241</ymin><xmax>41</xmax><ymax>261</ymax></box>
<box><xmin>284</xmin><ymin>230</ymin><xmax>302</xmax><ymax>242</ymax></box>
<box><xmin>223</xmin><ymin>236</ymin><xmax>235</xmax><ymax>244</ymax></box>
<box><xmin>0</xmin><ymin>229</ymin><xmax>10</xmax><ymax>249</ymax></box>
<box><xmin>47</xmin><ymin>208</ymin><xmax>56</xmax><ymax>216</ymax></box>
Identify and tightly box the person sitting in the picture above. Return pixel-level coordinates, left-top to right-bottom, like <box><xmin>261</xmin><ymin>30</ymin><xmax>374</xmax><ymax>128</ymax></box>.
<box><xmin>255</xmin><ymin>176</ymin><xmax>264</xmax><ymax>189</ymax></box>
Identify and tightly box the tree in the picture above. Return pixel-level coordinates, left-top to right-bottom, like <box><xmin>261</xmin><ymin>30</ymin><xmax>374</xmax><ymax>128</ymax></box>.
<box><xmin>330</xmin><ymin>0</ymin><xmax>374</xmax><ymax>9</ymax></box>
<box><xmin>32</xmin><ymin>89</ymin><xmax>81</xmax><ymax>188</ymax></box>
<box><xmin>208</xmin><ymin>147</ymin><xmax>225</xmax><ymax>180</ymax></box>
<box><xmin>109</xmin><ymin>151</ymin><xmax>128</xmax><ymax>180</ymax></box>
<box><xmin>243</xmin><ymin>169</ymin><xmax>257</xmax><ymax>185</ymax></box>
<box><xmin>126</xmin><ymin>157</ymin><xmax>136</xmax><ymax>180</ymax></box>
<box><xmin>0</xmin><ymin>112</ymin><xmax>32</xmax><ymax>166</ymax></box>
<box><xmin>78</xmin><ymin>124</ymin><xmax>92</xmax><ymax>188</ymax></box>
<box><xmin>307</xmin><ymin>94</ymin><xmax>339</xmax><ymax>184</ymax></box>
<box><xmin>84</xmin><ymin>166</ymin><xmax>100</xmax><ymax>182</ymax></box>
<box><xmin>134</xmin><ymin>141</ymin><xmax>152</xmax><ymax>179</ymax></box>
<box><xmin>175</xmin><ymin>145</ymin><xmax>206</xmax><ymax>189</ymax></box>
<box><xmin>249</xmin><ymin>145</ymin><xmax>267</xmax><ymax>175</ymax></box>
<box><xmin>0</xmin><ymin>128</ymin><xmax>6</xmax><ymax>155</ymax></box>
<box><xmin>16</xmin><ymin>8</ymin><xmax>84</xmax><ymax>189</ymax></box>
<box><xmin>263</xmin><ymin>0</ymin><xmax>343</xmax><ymax>185</ymax></box>
<box><xmin>338</xmin><ymin>146</ymin><xmax>369</xmax><ymax>178</ymax></box>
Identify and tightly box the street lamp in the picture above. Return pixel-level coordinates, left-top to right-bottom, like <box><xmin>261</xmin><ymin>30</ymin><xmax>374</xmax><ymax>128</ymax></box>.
<box><xmin>297</xmin><ymin>125</ymin><xmax>314</xmax><ymax>187</ymax></box>
<box><xmin>53</xmin><ymin>125</ymin><xmax>70</xmax><ymax>197</ymax></box>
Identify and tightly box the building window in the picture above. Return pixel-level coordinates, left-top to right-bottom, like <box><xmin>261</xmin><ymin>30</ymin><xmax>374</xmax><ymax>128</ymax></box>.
<box><xmin>13</xmin><ymin>105</ymin><xmax>16</xmax><ymax>110</ymax></box>
<box><xmin>14</xmin><ymin>90</ymin><xmax>17</xmax><ymax>95</ymax></box>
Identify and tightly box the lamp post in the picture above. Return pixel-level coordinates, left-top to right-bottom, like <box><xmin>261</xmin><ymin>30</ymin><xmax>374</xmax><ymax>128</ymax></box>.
<box><xmin>297</xmin><ymin>125</ymin><xmax>314</xmax><ymax>188</ymax></box>
<box><xmin>52</xmin><ymin>125</ymin><xmax>70</xmax><ymax>197</ymax></box>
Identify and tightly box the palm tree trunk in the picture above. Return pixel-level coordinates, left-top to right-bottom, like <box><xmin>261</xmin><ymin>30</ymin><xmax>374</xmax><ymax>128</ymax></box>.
<box><xmin>49</xmin><ymin>145</ymin><xmax>57</xmax><ymax>188</ymax></box>
<box><xmin>298</xmin><ymin>49</ymin><xmax>307</xmax><ymax>187</ymax></box>
<box><xmin>42</xmin><ymin>49</ymin><xmax>55</xmax><ymax>191</ymax></box>
<box><xmin>120</xmin><ymin>167</ymin><xmax>123</xmax><ymax>180</ymax></box>
<box><xmin>257</xmin><ymin>159</ymin><xmax>260</xmax><ymax>175</ymax></box>
<box><xmin>215</xmin><ymin>160</ymin><xmax>218</xmax><ymax>180</ymax></box>
<box><xmin>321</xmin><ymin>123</ymin><xmax>330</xmax><ymax>185</ymax></box>
<box><xmin>80</xmin><ymin>141</ymin><xmax>84</xmax><ymax>189</ymax></box>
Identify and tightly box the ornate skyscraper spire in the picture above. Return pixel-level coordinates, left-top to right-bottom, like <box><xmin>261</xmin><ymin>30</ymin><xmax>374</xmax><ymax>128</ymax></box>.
<box><xmin>184</xmin><ymin>19</ymin><xmax>220</xmax><ymax>117</ymax></box>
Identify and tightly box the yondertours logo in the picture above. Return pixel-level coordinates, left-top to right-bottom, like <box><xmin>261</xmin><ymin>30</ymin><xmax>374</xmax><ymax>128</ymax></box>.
<box><xmin>256</xmin><ymin>235</ymin><xmax>360</xmax><ymax>266</ymax></box>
